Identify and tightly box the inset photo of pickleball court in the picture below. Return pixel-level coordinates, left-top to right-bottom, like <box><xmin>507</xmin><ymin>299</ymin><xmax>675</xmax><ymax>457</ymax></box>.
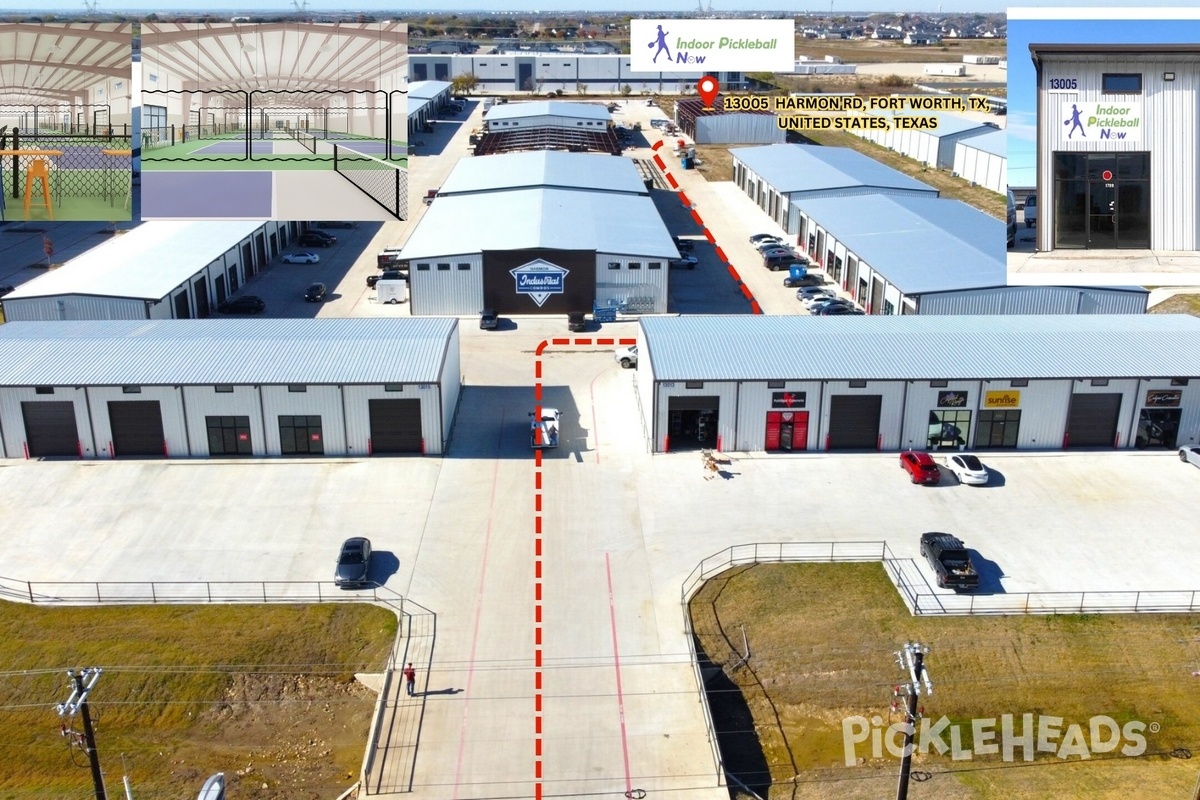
<box><xmin>0</xmin><ymin>23</ymin><xmax>133</xmax><ymax>222</ymax></box>
<box><xmin>140</xmin><ymin>22</ymin><xmax>408</xmax><ymax>221</ymax></box>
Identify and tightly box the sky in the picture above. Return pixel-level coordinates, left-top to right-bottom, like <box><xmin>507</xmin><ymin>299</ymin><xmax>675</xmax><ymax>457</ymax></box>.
<box><xmin>1007</xmin><ymin>11</ymin><xmax>1200</xmax><ymax>188</ymax></box>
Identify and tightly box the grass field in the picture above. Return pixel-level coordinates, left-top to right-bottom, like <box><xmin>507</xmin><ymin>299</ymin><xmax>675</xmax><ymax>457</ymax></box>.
<box><xmin>1149</xmin><ymin>294</ymin><xmax>1200</xmax><ymax>317</ymax></box>
<box><xmin>689</xmin><ymin>563</ymin><xmax>1200</xmax><ymax>800</ymax></box>
<box><xmin>0</xmin><ymin>602</ymin><xmax>397</xmax><ymax>800</ymax></box>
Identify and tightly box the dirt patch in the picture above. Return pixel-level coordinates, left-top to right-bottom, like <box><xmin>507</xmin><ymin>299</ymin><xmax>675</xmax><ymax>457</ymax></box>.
<box><xmin>164</xmin><ymin>673</ymin><xmax>379</xmax><ymax>799</ymax></box>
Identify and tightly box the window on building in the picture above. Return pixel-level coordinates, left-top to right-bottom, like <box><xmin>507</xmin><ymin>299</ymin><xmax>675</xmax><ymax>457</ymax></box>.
<box><xmin>417</xmin><ymin>263</ymin><xmax>430</xmax><ymax>271</ymax></box>
<box><xmin>457</xmin><ymin>263</ymin><xmax>471</xmax><ymax>270</ymax></box>
<box><xmin>628</xmin><ymin>262</ymin><xmax>641</xmax><ymax>270</ymax></box>
<box><xmin>883</xmin><ymin>300</ymin><xmax>895</xmax><ymax>315</ymax></box>
<box><xmin>1010</xmin><ymin>379</ymin><xmax>1029</xmax><ymax>387</ymax></box>
<box><xmin>928</xmin><ymin>409</ymin><xmax>971</xmax><ymax>450</ymax></box>
<box><xmin>648</xmin><ymin>262</ymin><xmax>662</xmax><ymax>270</ymax></box>
<box><xmin>288</xmin><ymin>384</ymin><xmax>307</xmax><ymax>393</ymax></box>
<box><xmin>1091</xmin><ymin>379</ymin><xmax>1109</xmax><ymax>387</ymax></box>
<box><xmin>930</xmin><ymin>381</ymin><xmax>948</xmax><ymax>388</ymax></box>
<box><xmin>437</xmin><ymin>263</ymin><xmax>451</xmax><ymax>271</ymax></box>
<box><xmin>122</xmin><ymin>386</ymin><xmax>141</xmax><ymax>394</ymax></box>
<box><xmin>214</xmin><ymin>385</ymin><xmax>234</xmax><ymax>393</ymax></box>
<box><xmin>1171</xmin><ymin>378</ymin><xmax>1190</xmax><ymax>386</ymax></box>
<box><xmin>279</xmin><ymin>415</ymin><xmax>324</xmax><ymax>455</ymax></box>
<box><xmin>608</xmin><ymin>262</ymin><xmax>621</xmax><ymax>270</ymax></box>
<box><xmin>767</xmin><ymin>380</ymin><xmax>785</xmax><ymax>389</ymax></box>
<box><xmin>384</xmin><ymin>384</ymin><xmax>404</xmax><ymax>392</ymax></box>
<box><xmin>207</xmin><ymin>415</ymin><xmax>252</xmax><ymax>456</ymax></box>
<box><xmin>1102</xmin><ymin>73</ymin><xmax>1142</xmax><ymax>94</ymax></box>
<box><xmin>849</xmin><ymin>380</ymin><xmax>867</xmax><ymax>389</ymax></box>
<box><xmin>34</xmin><ymin>386</ymin><xmax>54</xmax><ymax>395</ymax></box>
<box><xmin>685</xmin><ymin>381</ymin><xmax>704</xmax><ymax>389</ymax></box>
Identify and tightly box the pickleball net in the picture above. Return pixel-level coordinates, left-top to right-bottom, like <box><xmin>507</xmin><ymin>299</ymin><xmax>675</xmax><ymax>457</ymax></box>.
<box><xmin>333</xmin><ymin>143</ymin><xmax>406</xmax><ymax>220</ymax></box>
<box><xmin>289</xmin><ymin>127</ymin><xmax>317</xmax><ymax>153</ymax></box>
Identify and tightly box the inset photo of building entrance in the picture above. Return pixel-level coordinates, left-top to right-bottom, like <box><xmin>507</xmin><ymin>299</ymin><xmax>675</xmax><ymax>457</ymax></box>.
<box><xmin>1007</xmin><ymin>9</ymin><xmax>1200</xmax><ymax>284</ymax></box>
<box><xmin>139</xmin><ymin>21</ymin><xmax>407</xmax><ymax>220</ymax></box>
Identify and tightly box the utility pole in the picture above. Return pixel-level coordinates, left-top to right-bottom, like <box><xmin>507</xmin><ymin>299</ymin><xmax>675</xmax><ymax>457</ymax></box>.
<box><xmin>894</xmin><ymin>643</ymin><xmax>932</xmax><ymax>800</ymax></box>
<box><xmin>57</xmin><ymin>668</ymin><xmax>107</xmax><ymax>800</ymax></box>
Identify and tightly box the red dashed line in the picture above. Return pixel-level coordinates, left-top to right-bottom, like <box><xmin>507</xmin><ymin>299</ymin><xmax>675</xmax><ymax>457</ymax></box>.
<box><xmin>666</xmin><ymin>173</ymin><xmax>678</xmax><ymax>189</ymax></box>
<box><xmin>704</xmin><ymin>229</ymin><xmax>717</xmax><ymax>244</ymax></box>
<box><xmin>714</xmin><ymin>246</ymin><xmax>729</xmax><ymax>264</ymax></box>
<box><xmin>678</xmin><ymin>190</ymin><xmax>692</xmax><ymax>208</ymax></box>
<box><xmin>727</xmin><ymin>265</ymin><xmax>742</xmax><ymax>283</ymax></box>
<box><xmin>652</xmin><ymin>154</ymin><xmax>666</xmax><ymax>170</ymax></box>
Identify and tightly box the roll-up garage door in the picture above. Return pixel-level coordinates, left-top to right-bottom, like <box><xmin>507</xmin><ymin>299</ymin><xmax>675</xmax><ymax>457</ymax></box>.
<box><xmin>667</xmin><ymin>395</ymin><xmax>720</xmax><ymax>412</ymax></box>
<box><xmin>108</xmin><ymin>401</ymin><xmax>166</xmax><ymax>457</ymax></box>
<box><xmin>21</xmin><ymin>401</ymin><xmax>79</xmax><ymax>457</ymax></box>
<box><xmin>1066</xmin><ymin>393</ymin><xmax>1122</xmax><ymax>448</ymax></box>
<box><xmin>828</xmin><ymin>395</ymin><xmax>882</xmax><ymax>450</ymax></box>
<box><xmin>369</xmin><ymin>398</ymin><xmax>423</xmax><ymax>454</ymax></box>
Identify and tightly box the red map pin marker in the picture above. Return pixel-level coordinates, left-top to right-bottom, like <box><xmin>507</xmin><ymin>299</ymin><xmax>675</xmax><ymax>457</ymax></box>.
<box><xmin>697</xmin><ymin>76</ymin><xmax>719</xmax><ymax>109</ymax></box>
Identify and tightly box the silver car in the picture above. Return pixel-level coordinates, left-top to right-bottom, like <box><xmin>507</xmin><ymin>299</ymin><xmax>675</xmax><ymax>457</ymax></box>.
<box><xmin>1180</xmin><ymin>446</ymin><xmax>1200</xmax><ymax>468</ymax></box>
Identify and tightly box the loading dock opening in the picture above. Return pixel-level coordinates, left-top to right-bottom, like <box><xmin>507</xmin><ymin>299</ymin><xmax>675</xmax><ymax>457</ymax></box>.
<box><xmin>108</xmin><ymin>400</ymin><xmax>165</xmax><ymax>457</ymax></box>
<box><xmin>21</xmin><ymin>401</ymin><xmax>79</xmax><ymax>457</ymax></box>
<box><xmin>368</xmin><ymin>398</ymin><xmax>423</xmax><ymax>454</ymax></box>
<box><xmin>828</xmin><ymin>395</ymin><xmax>882</xmax><ymax>450</ymax></box>
<box><xmin>1065</xmin><ymin>393</ymin><xmax>1122</xmax><ymax>448</ymax></box>
<box><xmin>667</xmin><ymin>396</ymin><xmax>719</xmax><ymax>451</ymax></box>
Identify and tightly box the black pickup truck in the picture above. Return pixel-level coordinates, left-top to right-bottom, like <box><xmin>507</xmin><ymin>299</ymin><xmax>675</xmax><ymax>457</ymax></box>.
<box><xmin>919</xmin><ymin>532</ymin><xmax>980</xmax><ymax>592</ymax></box>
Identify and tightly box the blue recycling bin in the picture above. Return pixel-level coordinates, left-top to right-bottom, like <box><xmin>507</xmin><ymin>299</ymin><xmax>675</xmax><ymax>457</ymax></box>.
<box><xmin>789</xmin><ymin>264</ymin><xmax>808</xmax><ymax>280</ymax></box>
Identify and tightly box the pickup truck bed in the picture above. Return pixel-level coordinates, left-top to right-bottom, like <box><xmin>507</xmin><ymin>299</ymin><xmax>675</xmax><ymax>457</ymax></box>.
<box><xmin>920</xmin><ymin>532</ymin><xmax>980</xmax><ymax>592</ymax></box>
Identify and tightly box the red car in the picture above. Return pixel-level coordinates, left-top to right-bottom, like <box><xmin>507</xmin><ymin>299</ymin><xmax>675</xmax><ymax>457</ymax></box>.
<box><xmin>900</xmin><ymin>450</ymin><xmax>941</xmax><ymax>485</ymax></box>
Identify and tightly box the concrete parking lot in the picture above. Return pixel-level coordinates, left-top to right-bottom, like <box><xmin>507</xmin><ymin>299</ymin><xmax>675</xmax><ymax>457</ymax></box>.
<box><xmin>4</xmin><ymin>338</ymin><xmax>1200</xmax><ymax>798</ymax></box>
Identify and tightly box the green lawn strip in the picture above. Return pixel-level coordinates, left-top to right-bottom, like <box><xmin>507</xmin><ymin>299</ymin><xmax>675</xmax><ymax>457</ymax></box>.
<box><xmin>0</xmin><ymin>602</ymin><xmax>397</xmax><ymax>795</ymax></box>
<box><xmin>690</xmin><ymin>563</ymin><xmax>1200</xmax><ymax>797</ymax></box>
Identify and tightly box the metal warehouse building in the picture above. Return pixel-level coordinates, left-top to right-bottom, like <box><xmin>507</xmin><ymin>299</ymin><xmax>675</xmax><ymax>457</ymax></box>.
<box><xmin>635</xmin><ymin>315</ymin><xmax>1200</xmax><ymax>454</ymax></box>
<box><xmin>484</xmin><ymin>100</ymin><xmax>610</xmax><ymax>131</ymax></box>
<box><xmin>0</xmin><ymin>319</ymin><xmax>460</xmax><ymax>459</ymax></box>
<box><xmin>1</xmin><ymin>221</ymin><xmax>295</xmax><ymax>321</ymax></box>
<box><xmin>850</xmin><ymin>111</ymin><xmax>1000</xmax><ymax>169</ymax></box>
<box><xmin>951</xmin><ymin>128</ymin><xmax>1006</xmax><ymax>195</ymax></box>
<box><xmin>1031</xmin><ymin>44</ymin><xmax>1200</xmax><ymax>251</ymax></box>
<box><xmin>409</xmin><ymin>53</ymin><xmax>745</xmax><ymax>94</ymax></box>
<box><xmin>674</xmin><ymin>98</ymin><xmax>784</xmax><ymax>145</ymax></box>
<box><xmin>400</xmin><ymin>151</ymin><xmax>676</xmax><ymax>316</ymax></box>
<box><xmin>408</xmin><ymin>80</ymin><xmax>454</xmax><ymax>136</ymax></box>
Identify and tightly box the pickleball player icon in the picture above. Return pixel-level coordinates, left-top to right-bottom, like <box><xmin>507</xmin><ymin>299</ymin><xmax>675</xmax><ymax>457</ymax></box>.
<box><xmin>648</xmin><ymin>25</ymin><xmax>671</xmax><ymax>64</ymax></box>
<box><xmin>1064</xmin><ymin>103</ymin><xmax>1085</xmax><ymax>139</ymax></box>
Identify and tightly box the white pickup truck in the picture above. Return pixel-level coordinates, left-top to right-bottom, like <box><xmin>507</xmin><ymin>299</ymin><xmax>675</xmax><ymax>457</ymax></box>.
<box><xmin>530</xmin><ymin>408</ymin><xmax>561</xmax><ymax>448</ymax></box>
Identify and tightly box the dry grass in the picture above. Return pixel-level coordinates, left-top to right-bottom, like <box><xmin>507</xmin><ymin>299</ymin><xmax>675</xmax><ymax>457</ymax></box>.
<box><xmin>690</xmin><ymin>563</ymin><xmax>1200</xmax><ymax>800</ymax></box>
<box><xmin>1149</xmin><ymin>294</ymin><xmax>1200</xmax><ymax>317</ymax></box>
<box><xmin>791</xmin><ymin>37</ymin><xmax>1007</xmax><ymax>65</ymax></box>
<box><xmin>0</xmin><ymin>603</ymin><xmax>397</xmax><ymax>799</ymax></box>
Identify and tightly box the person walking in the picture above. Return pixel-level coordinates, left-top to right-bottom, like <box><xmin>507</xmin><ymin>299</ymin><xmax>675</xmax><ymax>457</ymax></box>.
<box><xmin>403</xmin><ymin>662</ymin><xmax>416</xmax><ymax>696</ymax></box>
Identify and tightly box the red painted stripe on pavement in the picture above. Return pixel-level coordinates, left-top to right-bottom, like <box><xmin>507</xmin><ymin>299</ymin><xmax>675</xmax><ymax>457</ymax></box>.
<box><xmin>605</xmin><ymin>553</ymin><xmax>634</xmax><ymax>795</ymax></box>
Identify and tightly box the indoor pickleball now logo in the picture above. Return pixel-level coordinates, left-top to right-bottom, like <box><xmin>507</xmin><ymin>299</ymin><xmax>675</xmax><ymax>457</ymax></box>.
<box><xmin>630</xmin><ymin>19</ymin><xmax>795</xmax><ymax>73</ymax></box>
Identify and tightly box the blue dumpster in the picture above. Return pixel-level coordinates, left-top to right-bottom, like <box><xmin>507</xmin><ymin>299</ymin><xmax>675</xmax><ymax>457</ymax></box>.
<box><xmin>789</xmin><ymin>264</ymin><xmax>808</xmax><ymax>280</ymax></box>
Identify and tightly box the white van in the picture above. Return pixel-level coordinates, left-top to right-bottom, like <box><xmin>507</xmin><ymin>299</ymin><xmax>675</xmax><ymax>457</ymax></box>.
<box><xmin>377</xmin><ymin>279</ymin><xmax>407</xmax><ymax>305</ymax></box>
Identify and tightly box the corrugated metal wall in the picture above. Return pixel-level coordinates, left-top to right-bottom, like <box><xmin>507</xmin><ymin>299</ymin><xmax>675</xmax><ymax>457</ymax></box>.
<box><xmin>953</xmin><ymin>142</ymin><xmax>1006</xmax><ymax>195</ymax></box>
<box><xmin>816</xmin><ymin>381</ymin><xmax>907</xmax><ymax>450</ymax></box>
<box><xmin>1142</xmin><ymin>378</ymin><xmax>1200</xmax><ymax>448</ymax></box>
<box><xmin>342</xmin><ymin>384</ymin><xmax>443</xmax><ymax>456</ymax></box>
<box><xmin>900</xmin><ymin>380</ymin><xmax>984</xmax><ymax>449</ymax></box>
<box><xmin>0</xmin><ymin>387</ymin><xmax>95</xmax><ymax>458</ymax></box>
<box><xmin>917</xmin><ymin>287</ymin><xmax>1148</xmax><ymax>315</ymax></box>
<box><xmin>409</xmin><ymin>254</ymin><xmax>484</xmax><ymax>316</ymax></box>
<box><xmin>734</xmin><ymin>381</ymin><xmax>824</xmax><ymax>451</ymax></box>
<box><xmin>1038</xmin><ymin>56</ymin><xmax>1200</xmax><ymax>250</ymax></box>
<box><xmin>181</xmin><ymin>385</ymin><xmax>265</xmax><ymax>456</ymax></box>
<box><xmin>259</xmin><ymin>385</ymin><xmax>347</xmax><ymax>456</ymax></box>
<box><xmin>695</xmin><ymin>115</ymin><xmax>785</xmax><ymax>145</ymax></box>
<box><xmin>3</xmin><ymin>295</ymin><xmax>149</xmax><ymax>322</ymax></box>
<box><xmin>86</xmin><ymin>386</ymin><xmax>188</xmax><ymax>457</ymax></box>
<box><xmin>439</xmin><ymin>324</ymin><xmax>462</xmax><ymax>454</ymax></box>
<box><xmin>654</xmin><ymin>381</ymin><xmax>738</xmax><ymax>453</ymax></box>
<box><xmin>595</xmin><ymin>253</ymin><xmax>668</xmax><ymax>313</ymax></box>
<box><xmin>487</xmin><ymin>114</ymin><xmax>607</xmax><ymax>131</ymax></box>
<box><xmin>1070</xmin><ymin>378</ymin><xmax>1141</xmax><ymax>448</ymax></box>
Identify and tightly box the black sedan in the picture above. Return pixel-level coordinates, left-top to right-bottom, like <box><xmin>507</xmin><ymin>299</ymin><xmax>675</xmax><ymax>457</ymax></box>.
<box><xmin>783</xmin><ymin>272</ymin><xmax>823</xmax><ymax>288</ymax></box>
<box><xmin>217</xmin><ymin>295</ymin><xmax>266</xmax><ymax>314</ymax></box>
<box><xmin>304</xmin><ymin>282</ymin><xmax>327</xmax><ymax>302</ymax></box>
<box><xmin>334</xmin><ymin>537</ymin><xmax>372</xmax><ymax>588</ymax></box>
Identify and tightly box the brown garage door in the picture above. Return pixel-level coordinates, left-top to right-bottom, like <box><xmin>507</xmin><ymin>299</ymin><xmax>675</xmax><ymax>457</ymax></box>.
<box><xmin>1066</xmin><ymin>393</ymin><xmax>1122</xmax><ymax>448</ymax></box>
<box><xmin>21</xmin><ymin>401</ymin><xmax>79</xmax><ymax>457</ymax></box>
<box><xmin>369</xmin><ymin>398</ymin><xmax>423</xmax><ymax>454</ymax></box>
<box><xmin>108</xmin><ymin>400</ymin><xmax>166</xmax><ymax>457</ymax></box>
<box><xmin>828</xmin><ymin>395</ymin><xmax>882</xmax><ymax>450</ymax></box>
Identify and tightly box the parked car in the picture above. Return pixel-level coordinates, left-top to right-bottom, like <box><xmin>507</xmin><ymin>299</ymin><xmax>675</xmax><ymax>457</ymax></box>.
<box><xmin>282</xmin><ymin>251</ymin><xmax>320</xmax><ymax>265</ymax></box>
<box><xmin>614</xmin><ymin>345</ymin><xmax>638</xmax><ymax>369</ymax></box>
<box><xmin>423</xmin><ymin>188</ymin><xmax>439</xmax><ymax>205</ymax></box>
<box><xmin>1180</xmin><ymin>446</ymin><xmax>1200</xmax><ymax>468</ymax></box>
<box><xmin>1006</xmin><ymin>188</ymin><xmax>1017</xmax><ymax>248</ymax></box>
<box><xmin>313</xmin><ymin>221</ymin><xmax>357</xmax><ymax>229</ymax></box>
<box><xmin>217</xmin><ymin>295</ymin><xmax>265</xmax><ymax>314</ymax></box>
<box><xmin>748</xmin><ymin>233</ymin><xmax>780</xmax><ymax>245</ymax></box>
<box><xmin>764</xmin><ymin>253</ymin><xmax>803</xmax><ymax>271</ymax></box>
<box><xmin>753</xmin><ymin>237</ymin><xmax>787</xmax><ymax>252</ymax></box>
<box><xmin>298</xmin><ymin>232</ymin><xmax>334</xmax><ymax>248</ymax></box>
<box><xmin>480</xmin><ymin>309</ymin><xmax>500</xmax><ymax>330</ymax></box>
<box><xmin>303</xmin><ymin>228</ymin><xmax>336</xmax><ymax>243</ymax></box>
<box><xmin>816</xmin><ymin>305</ymin><xmax>865</xmax><ymax>316</ymax></box>
<box><xmin>304</xmin><ymin>282</ymin><xmax>327</xmax><ymax>302</ymax></box>
<box><xmin>943</xmin><ymin>453</ymin><xmax>989</xmax><ymax>485</ymax></box>
<box><xmin>785</xmin><ymin>273</ymin><xmax>824</xmax><ymax>288</ymax></box>
<box><xmin>920</xmin><ymin>532</ymin><xmax>980</xmax><ymax>592</ymax></box>
<box><xmin>672</xmin><ymin>236</ymin><xmax>695</xmax><ymax>251</ymax></box>
<box><xmin>900</xmin><ymin>450</ymin><xmax>941</xmax><ymax>485</ymax></box>
<box><xmin>807</xmin><ymin>297</ymin><xmax>855</xmax><ymax>314</ymax></box>
<box><xmin>530</xmin><ymin>408</ymin><xmax>562</xmax><ymax>448</ymax></box>
<box><xmin>797</xmin><ymin>286</ymin><xmax>837</xmax><ymax>305</ymax></box>
<box><xmin>366</xmin><ymin>269</ymin><xmax>406</xmax><ymax>289</ymax></box>
<box><xmin>333</xmin><ymin>537</ymin><xmax>372</xmax><ymax>588</ymax></box>
<box><xmin>759</xmin><ymin>246</ymin><xmax>799</xmax><ymax>261</ymax></box>
<box><xmin>567</xmin><ymin>311</ymin><xmax>587</xmax><ymax>332</ymax></box>
<box><xmin>1024</xmin><ymin>193</ymin><xmax>1038</xmax><ymax>228</ymax></box>
<box><xmin>668</xmin><ymin>255</ymin><xmax>698</xmax><ymax>269</ymax></box>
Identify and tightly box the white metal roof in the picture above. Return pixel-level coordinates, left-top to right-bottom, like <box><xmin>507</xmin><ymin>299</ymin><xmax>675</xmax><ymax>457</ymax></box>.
<box><xmin>639</xmin><ymin>315</ymin><xmax>1200</xmax><ymax>382</ymax></box>
<box><xmin>141</xmin><ymin>22</ymin><xmax>407</xmax><ymax>98</ymax></box>
<box><xmin>484</xmin><ymin>100</ymin><xmax>611</xmax><ymax>123</ymax></box>
<box><xmin>399</xmin><ymin>188</ymin><xmax>676</xmax><ymax>261</ymax></box>
<box><xmin>408</xmin><ymin>80</ymin><xmax>452</xmax><ymax>100</ymax></box>
<box><xmin>438</xmin><ymin>151</ymin><xmax>646</xmax><ymax>196</ymax></box>
<box><xmin>4</xmin><ymin>221</ymin><xmax>266</xmax><ymax>302</ymax></box>
<box><xmin>955</xmin><ymin>128</ymin><xmax>1005</xmax><ymax>158</ymax></box>
<box><xmin>0</xmin><ymin>23</ymin><xmax>132</xmax><ymax>107</ymax></box>
<box><xmin>730</xmin><ymin>144</ymin><xmax>938</xmax><ymax>196</ymax></box>
<box><xmin>0</xmin><ymin>319</ymin><xmax>457</xmax><ymax>386</ymax></box>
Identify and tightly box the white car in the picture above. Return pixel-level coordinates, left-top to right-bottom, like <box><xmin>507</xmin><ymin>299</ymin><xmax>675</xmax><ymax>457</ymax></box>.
<box><xmin>282</xmin><ymin>252</ymin><xmax>320</xmax><ymax>265</ymax></box>
<box><xmin>1180</xmin><ymin>446</ymin><xmax>1200</xmax><ymax>468</ymax></box>
<box><xmin>943</xmin><ymin>453</ymin><xmax>989</xmax><ymax>485</ymax></box>
<box><xmin>614</xmin><ymin>345</ymin><xmax>638</xmax><ymax>369</ymax></box>
<box><xmin>530</xmin><ymin>408</ymin><xmax>561</xmax><ymax>448</ymax></box>
<box><xmin>798</xmin><ymin>287</ymin><xmax>837</xmax><ymax>306</ymax></box>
